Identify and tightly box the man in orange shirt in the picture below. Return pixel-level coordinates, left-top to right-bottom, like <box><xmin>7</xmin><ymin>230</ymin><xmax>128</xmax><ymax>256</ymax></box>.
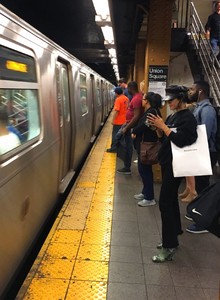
<box><xmin>107</xmin><ymin>87</ymin><xmax>129</xmax><ymax>153</ymax></box>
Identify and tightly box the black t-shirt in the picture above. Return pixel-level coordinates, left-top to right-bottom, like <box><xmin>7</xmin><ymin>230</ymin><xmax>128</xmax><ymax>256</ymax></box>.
<box><xmin>158</xmin><ymin>109</ymin><xmax>197</xmax><ymax>165</ymax></box>
<box><xmin>205</xmin><ymin>12</ymin><xmax>220</xmax><ymax>39</ymax></box>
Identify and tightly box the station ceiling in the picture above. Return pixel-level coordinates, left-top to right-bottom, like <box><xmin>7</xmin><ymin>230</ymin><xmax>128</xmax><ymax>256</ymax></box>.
<box><xmin>1</xmin><ymin>0</ymin><xmax>149</xmax><ymax>84</ymax></box>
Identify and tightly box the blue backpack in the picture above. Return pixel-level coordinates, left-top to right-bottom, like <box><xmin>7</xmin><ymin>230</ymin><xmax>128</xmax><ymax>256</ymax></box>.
<box><xmin>198</xmin><ymin>102</ymin><xmax>220</xmax><ymax>152</ymax></box>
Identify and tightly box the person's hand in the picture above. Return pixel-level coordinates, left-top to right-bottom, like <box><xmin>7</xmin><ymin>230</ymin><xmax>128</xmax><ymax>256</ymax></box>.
<box><xmin>131</xmin><ymin>133</ymin><xmax>136</xmax><ymax>139</ymax></box>
<box><xmin>121</xmin><ymin>127</ymin><xmax>127</xmax><ymax>134</ymax></box>
<box><xmin>147</xmin><ymin>114</ymin><xmax>165</xmax><ymax>130</ymax></box>
<box><xmin>206</xmin><ymin>31</ymin><xmax>210</xmax><ymax>40</ymax></box>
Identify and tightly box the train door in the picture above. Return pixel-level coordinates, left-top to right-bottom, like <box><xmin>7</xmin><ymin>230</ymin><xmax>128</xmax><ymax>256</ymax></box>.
<box><xmin>90</xmin><ymin>75</ymin><xmax>102</xmax><ymax>140</ymax></box>
<box><xmin>90</xmin><ymin>74</ymin><xmax>95</xmax><ymax>140</ymax></box>
<box><xmin>56</xmin><ymin>60</ymin><xmax>73</xmax><ymax>192</ymax></box>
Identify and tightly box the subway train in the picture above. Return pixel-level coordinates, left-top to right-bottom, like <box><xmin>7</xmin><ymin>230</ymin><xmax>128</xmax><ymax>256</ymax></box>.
<box><xmin>0</xmin><ymin>4</ymin><xmax>114</xmax><ymax>296</ymax></box>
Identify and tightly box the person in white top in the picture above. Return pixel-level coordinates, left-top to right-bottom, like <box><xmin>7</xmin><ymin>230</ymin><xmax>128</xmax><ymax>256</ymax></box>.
<box><xmin>0</xmin><ymin>106</ymin><xmax>20</xmax><ymax>155</ymax></box>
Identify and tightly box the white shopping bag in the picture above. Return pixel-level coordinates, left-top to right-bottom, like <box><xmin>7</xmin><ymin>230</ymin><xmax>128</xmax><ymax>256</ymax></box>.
<box><xmin>171</xmin><ymin>124</ymin><xmax>213</xmax><ymax>177</ymax></box>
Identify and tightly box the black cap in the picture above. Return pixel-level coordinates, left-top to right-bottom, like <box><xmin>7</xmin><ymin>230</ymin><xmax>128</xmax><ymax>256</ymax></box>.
<box><xmin>163</xmin><ymin>85</ymin><xmax>188</xmax><ymax>101</ymax></box>
<box><xmin>114</xmin><ymin>87</ymin><xmax>123</xmax><ymax>95</ymax></box>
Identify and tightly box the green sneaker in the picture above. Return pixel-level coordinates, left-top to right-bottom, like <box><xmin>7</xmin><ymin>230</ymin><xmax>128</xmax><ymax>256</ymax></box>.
<box><xmin>152</xmin><ymin>247</ymin><xmax>175</xmax><ymax>263</ymax></box>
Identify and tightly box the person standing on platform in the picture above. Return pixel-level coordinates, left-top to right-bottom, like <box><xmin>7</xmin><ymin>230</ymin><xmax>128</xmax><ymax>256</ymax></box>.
<box><xmin>117</xmin><ymin>81</ymin><xmax>143</xmax><ymax>175</ymax></box>
<box><xmin>147</xmin><ymin>85</ymin><xmax>197</xmax><ymax>262</ymax></box>
<box><xmin>186</xmin><ymin>80</ymin><xmax>217</xmax><ymax>234</ymax></box>
<box><xmin>132</xmin><ymin>92</ymin><xmax>162</xmax><ymax>207</ymax></box>
<box><xmin>118</xmin><ymin>78</ymin><xmax>132</xmax><ymax>101</ymax></box>
<box><xmin>205</xmin><ymin>1</ymin><xmax>220</xmax><ymax>60</ymax></box>
<box><xmin>178</xmin><ymin>102</ymin><xmax>198</xmax><ymax>203</ymax></box>
<box><xmin>106</xmin><ymin>87</ymin><xmax>129</xmax><ymax>153</ymax></box>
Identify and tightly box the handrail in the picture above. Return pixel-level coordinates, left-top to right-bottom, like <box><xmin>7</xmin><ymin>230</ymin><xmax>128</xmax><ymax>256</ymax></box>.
<box><xmin>188</xmin><ymin>2</ymin><xmax>220</xmax><ymax>106</ymax></box>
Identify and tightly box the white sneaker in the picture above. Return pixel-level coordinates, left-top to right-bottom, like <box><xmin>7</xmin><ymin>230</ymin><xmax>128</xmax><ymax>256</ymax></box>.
<box><xmin>134</xmin><ymin>193</ymin><xmax>144</xmax><ymax>200</ymax></box>
<box><xmin>138</xmin><ymin>199</ymin><xmax>156</xmax><ymax>207</ymax></box>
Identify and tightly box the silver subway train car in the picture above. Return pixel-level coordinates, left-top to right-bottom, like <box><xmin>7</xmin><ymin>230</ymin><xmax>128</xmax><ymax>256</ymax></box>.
<box><xmin>0</xmin><ymin>4</ymin><xmax>114</xmax><ymax>295</ymax></box>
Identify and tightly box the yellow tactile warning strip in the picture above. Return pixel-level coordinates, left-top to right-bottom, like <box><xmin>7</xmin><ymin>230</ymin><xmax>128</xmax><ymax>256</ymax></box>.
<box><xmin>18</xmin><ymin>117</ymin><xmax>116</xmax><ymax>300</ymax></box>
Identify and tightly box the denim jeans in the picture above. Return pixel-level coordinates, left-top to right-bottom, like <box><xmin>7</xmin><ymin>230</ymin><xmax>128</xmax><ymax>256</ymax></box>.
<box><xmin>110</xmin><ymin>124</ymin><xmax>122</xmax><ymax>150</ymax></box>
<box><xmin>124</xmin><ymin>130</ymin><xmax>133</xmax><ymax>170</ymax></box>
<box><xmin>210</xmin><ymin>38</ymin><xmax>220</xmax><ymax>57</ymax></box>
<box><xmin>138</xmin><ymin>157</ymin><xmax>154</xmax><ymax>200</ymax></box>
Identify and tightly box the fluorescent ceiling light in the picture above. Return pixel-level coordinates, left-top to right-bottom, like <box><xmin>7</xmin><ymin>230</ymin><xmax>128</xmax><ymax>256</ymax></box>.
<box><xmin>101</xmin><ymin>26</ymin><xmax>114</xmax><ymax>44</ymax></box>
<box><xmin>108</xmin><ymin>48</ymin><xmax>116</xmax><ymax>58</ymax></box>
<box><xmin>92</xmin><ymin>0</ymin><xmax>110</xmax><ymax>20</ymax></box>
<box><xmin>111</xmin><ymin>58</ymin><xmax>117</xmax><ymax>65</ymax></box>
<box><xmin>92</xmin><ymin>0</ymin><xmax>120</xmax><ymax>79</ymax></box>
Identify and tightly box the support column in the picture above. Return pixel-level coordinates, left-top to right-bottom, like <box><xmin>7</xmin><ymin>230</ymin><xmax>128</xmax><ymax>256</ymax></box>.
<box><xmin>134</xmin><ymin>39</ymin><xmax>146</xmax><ymax>92</ymax></box>
<box><xmin>144</xmin><ymin>0</ymin><xmax>172</xmax><ymax>89</ymax></box>
<box><xmin>144</xmin><ymin>0</ymin><xmax>173</xmax><ymax>182</ymax></box>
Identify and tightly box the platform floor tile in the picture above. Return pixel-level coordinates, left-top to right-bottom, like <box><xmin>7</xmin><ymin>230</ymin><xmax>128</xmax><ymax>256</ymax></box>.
<box><xmin>23</xmin><ymin>278</ymin><xmax>69</xmax><ymax>300</ymax></box>
<box><xmin>44</xmin><ymin>242</ymin><xmax>79</xmax><ymax>260</ymax></box>
<box><xmin>72</xmin><ymin>260</ymin><xmax>109</xmax><ymax>281</ymax></box>
<box><xmin>35</xmin><ymin>258</ymin><xmax>75</xmax><ymax>279</ymax></box>
<box><xmin>66</xmin><ymin>281</ymin><xmax>107</xmax><ymax>300</ymax></box>
<box><xmin>77</xmin><ymin>243</ymin><xmax>110</xmax><ymax>261</ymax></box>
<box><xmin>50</xmin><ymin>229</ymin><xmax>82</xmax><ymax>244</ymax></box>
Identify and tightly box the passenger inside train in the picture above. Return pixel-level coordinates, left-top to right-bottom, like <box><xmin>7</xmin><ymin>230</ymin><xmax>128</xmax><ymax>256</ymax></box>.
<box><xmin>0</xmin><ymin>106</ymin><xmax>21</xmax><ymax>155</ymax></box>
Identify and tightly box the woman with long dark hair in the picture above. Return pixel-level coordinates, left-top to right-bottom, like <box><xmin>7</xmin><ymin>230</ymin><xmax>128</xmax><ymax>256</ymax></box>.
<box><xmin>132</xmin><ymin>92</ymin><xmax>162</xmax><ymax>207</ymax></box>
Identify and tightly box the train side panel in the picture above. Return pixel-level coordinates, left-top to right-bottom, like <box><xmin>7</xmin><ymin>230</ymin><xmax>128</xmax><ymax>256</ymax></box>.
<box><xmin>0</xmin><ymin>20</ymin><xmax>61</xmax><ymax>295</ymax></box>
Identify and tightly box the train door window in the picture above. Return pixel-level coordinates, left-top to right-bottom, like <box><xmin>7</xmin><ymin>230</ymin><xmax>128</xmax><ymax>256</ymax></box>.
<box><xmin>0</xmin><ymin>45</ymin><xmax>40</xmax><ymax>156</ymax></box>
<box><xmin>80</xmin><ymin>73</ymin><xmax>88</xmax><ymax>115</ymax></box>
<box><xmin>96</xmin><ymin>80</ymin><xmax>101</xmax><ymax>106</ymax></box>
<box><xmin>56</xmin><ymin>60</ymin><xmax>72</xmax><ymax>182</ymax></box>
<box><xmin>61</xmin><ymin>67</ymin><xmax>70</xmax><ymax>122</ymax></box>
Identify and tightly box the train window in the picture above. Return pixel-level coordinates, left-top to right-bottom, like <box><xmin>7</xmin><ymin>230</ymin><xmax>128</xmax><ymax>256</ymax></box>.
<box><xmin>96</xmin><ymin>80</ymin><xmax>101</xmax><ymax>106</ymax></box>
<box><xmin>0</xmin><ymin>89</ymin><xmax>40</xmax><ymax>155</ymax></box>
<box><xmin>0</xmin><ymin>45</ymin><xmax>37</xmax><ymax>82</ymax></box>
<box><xmin>97</xmin><ymin>89</ymin><xmax>101</xmax><ymax>106</ymax></box>
<box><xmin>61</xmin><ymin>67</ymin><xmax>70</xmax><ymax>122</ymax></box>
<box><xmin>80</xmin><ymin>88</ymin><xmax>88</xmax><ymax>115</ymax></box>
<box><xmin>80</xmin><ymin>73</ymin><xmax>88</xmax><ymax>115</ymax></box>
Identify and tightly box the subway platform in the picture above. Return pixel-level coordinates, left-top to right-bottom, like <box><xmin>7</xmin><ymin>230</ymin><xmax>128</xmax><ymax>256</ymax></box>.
<box><xmin>16</xmin><ymin>116</ymin><xmax>220</xmax><ymax>300</ymax></box>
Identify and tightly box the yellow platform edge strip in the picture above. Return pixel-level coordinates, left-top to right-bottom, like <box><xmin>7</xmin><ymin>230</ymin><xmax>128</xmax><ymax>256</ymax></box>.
<box><xmin>18</xmin><ymin>117</ymin><xmax>116</xmax><ymax>300</ymax></box>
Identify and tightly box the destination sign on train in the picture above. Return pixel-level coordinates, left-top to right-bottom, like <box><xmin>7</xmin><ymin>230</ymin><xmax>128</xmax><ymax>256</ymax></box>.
<box><xmin>0</xmin><ymin>45</ymin><xmax>36</xmax><ymax>82</ymax></box>
<box><xmin>6</xmin><ymin>60</ymin><xmax>28</xmax><ymax>73</ymax></box>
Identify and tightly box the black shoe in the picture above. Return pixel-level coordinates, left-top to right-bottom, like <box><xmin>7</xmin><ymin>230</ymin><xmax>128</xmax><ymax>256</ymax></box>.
<box><xmin>117</xmin><ymin>167</ymin><xmax>131</xmax><ymax>175</ymax></box>
<box><xmin>185</xmin><ymin>213</ymin><xmax>193</xmax><ymax>221</ymax></box>
<box><xmin>186</xmin><ymin>223</ymin><xmax>208</xmax><ymax>234</ymax></box>
<box><xmin>106</xmin><ymin>148</ymin><xmax>117</xmax><ymax>153</ymax></box>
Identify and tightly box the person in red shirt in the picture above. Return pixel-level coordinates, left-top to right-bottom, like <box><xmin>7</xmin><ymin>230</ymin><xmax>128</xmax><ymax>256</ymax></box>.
<box><xmin>107</xmin><ymin>87</ymin><xmax>129</xmax><ymax>152</ymax></box>
<box><xmin>117</xmin><ymin>81</ymin><xmax>143</xmax><ymax>174</ymax></box>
